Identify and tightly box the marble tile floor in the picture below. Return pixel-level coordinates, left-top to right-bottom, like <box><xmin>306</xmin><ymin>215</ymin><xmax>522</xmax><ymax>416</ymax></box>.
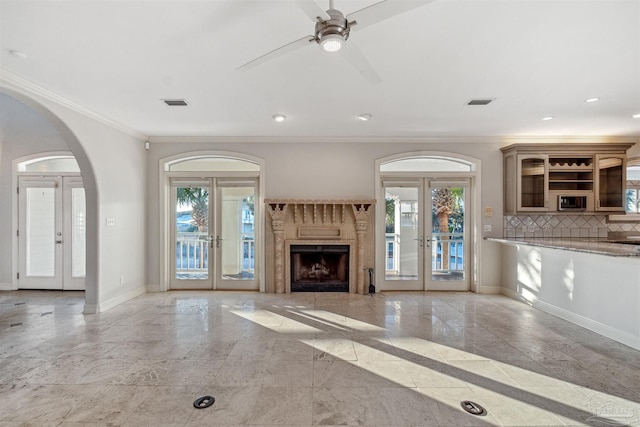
<box><xmin>1</xmin><ymin>290</ymin><xmax>639</xmax><ymax>426</ymax></box>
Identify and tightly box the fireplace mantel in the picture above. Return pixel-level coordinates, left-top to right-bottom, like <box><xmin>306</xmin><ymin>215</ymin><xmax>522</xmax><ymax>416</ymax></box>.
<box><xmin>265</xmin><ymin>199</ymin><xmax>375</xmax><ymax>294</ymax></box>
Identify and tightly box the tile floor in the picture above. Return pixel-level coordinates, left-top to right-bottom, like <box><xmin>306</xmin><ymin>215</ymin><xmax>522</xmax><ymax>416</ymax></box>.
<box><xmin>1</xmin><ymin>290</ymin><xmax>639</xmax><ymax>426</ymax></box>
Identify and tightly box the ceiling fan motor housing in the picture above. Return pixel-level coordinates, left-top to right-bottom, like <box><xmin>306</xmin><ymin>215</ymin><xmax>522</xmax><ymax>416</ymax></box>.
<box><xmin>315</xmin><ymin>8</ymin><xmax>351</xmax><ymax>44</ymax></box>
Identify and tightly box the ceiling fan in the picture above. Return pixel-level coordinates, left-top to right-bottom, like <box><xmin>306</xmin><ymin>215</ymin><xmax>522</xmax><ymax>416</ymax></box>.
<box><xmin>236</xmin><ymin>0</ymin><xmax>434</xmax><ymax>84</ymax></box>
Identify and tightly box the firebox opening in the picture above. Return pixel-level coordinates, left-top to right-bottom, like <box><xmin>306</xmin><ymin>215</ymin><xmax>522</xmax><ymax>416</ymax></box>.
<box><xmin>290</xmin><ymin>245</ymin><xmax>349</xmax><ymax>292</ymax></box>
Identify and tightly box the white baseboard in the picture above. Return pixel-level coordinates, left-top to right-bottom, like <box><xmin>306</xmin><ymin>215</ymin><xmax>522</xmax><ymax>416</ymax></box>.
<box><xmin>501</xmin><ymin>288</ymin><xmax>640</xmax><ymax>351</ymax></box>
<box><xmin>0</xmin><ymin>282</ymin><xmax>15</xmax><ymax>291</ymax></box>
<box><xmin>83</xmin><ymin>303</ymin><xmax>99</xmax><ymax>314</ymax></box>
<box><xmin>86</xmin><ymin>285</ymin><xmax>147</xmax><ymax>313</ymax></box>
<box><xmin>146</xmin><ymin>283</ymin><xmax>163</xmax><ymax>292</ymax></box>
<box><xmin>477</xmin><ymin>285</ymin><xmax>501</xmax><ymax>294</ymax></box>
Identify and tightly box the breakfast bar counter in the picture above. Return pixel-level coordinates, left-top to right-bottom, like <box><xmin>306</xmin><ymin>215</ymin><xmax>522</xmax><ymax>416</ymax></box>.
<box><xmin>487</xmin><ymin>237</ymin><xmax>640</xmax><ymax>257</ymax></box>
<box><xmin>489</xmin><ymin>237</ymin><xmax>640</xmax><ymax>351</ymax></box>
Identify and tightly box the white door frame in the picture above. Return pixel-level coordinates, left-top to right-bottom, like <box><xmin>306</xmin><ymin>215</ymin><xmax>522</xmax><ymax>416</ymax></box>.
<box><xmin>17</xmin><ymin>175</ymin><xmax>85</xmax><ymax>290</ymax></box>
<box><xmin>62</xmin><ymin>177</ymin><xmax>86</xmax><ymax>290</ymax></box>
<box><xmin>168</xmin><ymin>177</ymin><xmax>259</xmax><ymax>291</ymax></box>
<box><xmin>158</xmin><ymin>151</ymin><xmax>265</xmax><ymax>292</ymax></box>
<box><xmin>426</xmin><ymin>179</ymin><xmax>471</xmax><ymax>291</ymax></box>
<box><xmin>375</xmin><ymin>151</ymin><xmax>481</xmax><ymax>293</ymax></box>
<box><xmin>18</xmin><ymin>176</ymin><xmax>63</xmax><ymax>289</ymax></box>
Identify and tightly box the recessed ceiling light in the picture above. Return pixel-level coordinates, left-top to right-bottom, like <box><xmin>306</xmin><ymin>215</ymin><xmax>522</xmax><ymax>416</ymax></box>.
<box><xmin>357</xmin><ymin>113</ymin><xmax>372</xmax><ymax>121</ymax></box>
<box><xmin>9</xmin><ymin>49</ymin><xmax>27</xmax><ymax>59</ymax></box>
<box><xmin>273</xmin><ymin>114</ymin><xmax>286</xmax><ymax>122</ymax></box>
<box><xmin>542</xmin><ymin>116</ymin><xmax>554</xmax><ymax>121</ymax></box>
<box><xmin>633</xmin><ymin>113</ymin><xmax>640</xmax><ymax>119</ymax></box>
<box><xmin>585</xmin><ymin>97</ymin><xmax>600</xmax><ymax>103</ymax></box>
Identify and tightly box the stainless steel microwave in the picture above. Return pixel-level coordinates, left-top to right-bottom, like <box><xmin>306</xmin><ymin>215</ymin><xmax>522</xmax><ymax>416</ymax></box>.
<box><xmin>558</xmin><ymin>195</ymin><xmax>587</xmax><ymax>211</ymax></box>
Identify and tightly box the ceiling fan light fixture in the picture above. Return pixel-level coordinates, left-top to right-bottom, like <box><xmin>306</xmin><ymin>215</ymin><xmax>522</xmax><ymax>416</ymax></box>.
<box><xmin>320</xmin><ymin>33</ymin><xmax>344</xmax><ymax>53</ymax></box>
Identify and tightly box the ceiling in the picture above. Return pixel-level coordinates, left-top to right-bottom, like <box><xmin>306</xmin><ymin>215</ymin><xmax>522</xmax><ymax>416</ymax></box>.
<box><xmin>1</xmin><ymin>0</ymin><xmax>639</xmax><ymax>140</ymax></box>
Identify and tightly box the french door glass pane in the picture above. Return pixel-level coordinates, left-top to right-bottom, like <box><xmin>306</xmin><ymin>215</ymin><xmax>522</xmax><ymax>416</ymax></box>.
<box><xmin>220</xmin><ymin>187</ymin><xmax>254</xmax><ymax>280</ymax></box>
<box><xmin>175</xmin><ymin>187</ymin><xmax>209</xmax><ymax>280</ymax></box>
<box><xmin>26</xmin><ymin>187</ymin><xmax>55</xmax><ymax>276</ymax></box>
<box><xmin>384</xmin><ymin>186</ymin><xmax>419</xmax><ymax>281</ymax></box>
<box><xmin>71</xmin><ymin>188</ymin><xmax>86</xmax><ymax>278</ymax></box>
<box><xmin>431</xmin><ymin>186</ymin><xmax>465</xmax><ymax>281</ymax></box>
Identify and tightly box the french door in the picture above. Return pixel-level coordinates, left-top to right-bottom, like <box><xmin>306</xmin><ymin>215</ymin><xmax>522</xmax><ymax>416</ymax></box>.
<box><xmin>18</xmin><ymin>176</ymin><xmax>86</xmax><ymax>290</ymax></box>
<box><xmin>381</xmin><ymin>179</ymin><xmax>469</xmax><ymax>291</ymax></box>
<box><xmin>170</xmin><ymin>178</ymin><xmax>257</xmax><ymax>290</ymax></box>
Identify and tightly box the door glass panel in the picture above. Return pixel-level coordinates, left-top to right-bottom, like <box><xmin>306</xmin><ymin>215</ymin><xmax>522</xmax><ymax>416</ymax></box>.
<box><xmin>431</xmin><ymin>186</ymin><xmax>465</xmax><ymax>282</ymax></box>
<box><xmin>71</xmin><ymin>188</ymin><xmax>86</xmax><ymax>278</ymax></box>
<box><xmin>26</xmin><ymin>187</ymin><xmax>56</xmax><ymax>276</ymax></box>
<box><xmin>175</xmin><ymin>187</ymin><xmax>209</xmax><ymax>280</ymax></box>
<box><xmin>521</xmin><ymin>158</ymin><xmax>546</xmax><ymax>208</ymax></box>
<box><xmin>384</xmin><ymin>186</ymin><xmax>419</xmax><ymax>281</ymax></box>
<box><xmin>599</xmin><ymin>157</ymin><xmax>624</xmax><ymax>208</ymax></box>
<box><xmin>220</xmin><ymin>187</ymin><xmax>254</xmax><ymax>280</ymax></box>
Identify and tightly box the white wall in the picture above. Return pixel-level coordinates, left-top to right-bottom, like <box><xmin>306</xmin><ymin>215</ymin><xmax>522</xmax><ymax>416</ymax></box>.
<box><xmin>0</xmin><ymin>94</ymin><xmax>71</xmax><ymax>288</ymax></box>
<box><xmin>146</xmin><ymin>139</ymin><xmax>505</xmax><ymax>291</ymax></box>
<box><xmin>0</xmin><ymin>86</ymin><xmax>147</xmax><ymax>312</ymax></box>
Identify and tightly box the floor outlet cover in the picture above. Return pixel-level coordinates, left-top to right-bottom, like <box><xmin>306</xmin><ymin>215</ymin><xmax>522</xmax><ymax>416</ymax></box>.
<box><xmin>193</xmin><ymin>395</ymin><xmax>215</xmax><ymax>409</ymax></box>
<box><xmin>461</xmin><ymin>400</ymin><xmax>487</xmax><ymax>416</ymax></box>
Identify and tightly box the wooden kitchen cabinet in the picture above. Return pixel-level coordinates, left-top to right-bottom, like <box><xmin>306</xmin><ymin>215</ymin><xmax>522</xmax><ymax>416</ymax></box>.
<box><xmin>501</xmin><ymin>144</ymin><xmax>632</xmax><ymax>214</ymax></box>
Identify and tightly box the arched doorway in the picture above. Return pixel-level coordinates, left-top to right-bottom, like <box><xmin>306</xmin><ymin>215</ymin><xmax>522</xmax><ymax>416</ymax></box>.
<box><xmin>375</xmin><ymin>152</ymin><xmax>481</xmax><ymax>292</ymax></box>
<box><xmin>0</xmin><ymin>89</ymin><xmax>99</xmax><ymax>312</ymax></box>
<box><xmin>159</xmin><ymin>153</ymin><xmax>264</xmax><ymax>291</ymax></box>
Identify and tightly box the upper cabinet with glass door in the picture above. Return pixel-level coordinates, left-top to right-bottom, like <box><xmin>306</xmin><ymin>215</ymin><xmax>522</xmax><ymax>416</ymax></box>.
<box><xmin>517</xmin><ymin>154</ymin><xmax>549</xmax><ymax>212</ymax></box>
<box><xmin>596</xmin><ymin>154</ymin><xmax>626</xmax><ymax>211</ymax></box>
<box><xmin>502</xmin><ymin>144</ymin><xmax>633</xmax><ymax>214</ymax></box>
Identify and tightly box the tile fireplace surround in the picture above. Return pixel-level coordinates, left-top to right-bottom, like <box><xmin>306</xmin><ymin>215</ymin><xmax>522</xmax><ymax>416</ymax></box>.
<box><xmin>265</xmin><ymin>200</ymin><xmax>375</xmax><ymax>294</ymax></box>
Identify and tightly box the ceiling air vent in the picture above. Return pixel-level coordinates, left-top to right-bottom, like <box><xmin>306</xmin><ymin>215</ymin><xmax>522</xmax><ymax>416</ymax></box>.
<box><xmin>162</xmin><ymin>99</ymin><xmax>188</xmax><ymax>106</ymax></box>
<box><xmin>467</xmin><ymin>98</ymin><xmax>495</xmax><ymax>106</ymax></box>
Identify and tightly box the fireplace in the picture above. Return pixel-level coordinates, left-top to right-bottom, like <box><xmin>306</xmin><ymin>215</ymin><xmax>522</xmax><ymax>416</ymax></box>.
<box><xmin>266</xmin><ymin>200</ymin><xmax>375</xmax><ymax>294</ymax></box>
<box><xmin>290</xmin><ymin>245</ymin><xmax>349</xmax><ymax>292</ymax></box>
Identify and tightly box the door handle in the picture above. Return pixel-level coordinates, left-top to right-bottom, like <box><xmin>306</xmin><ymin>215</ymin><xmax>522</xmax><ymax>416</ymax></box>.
<box><xmin>216</xmin><ymin>235</ymin><xmax>223</xmax><ymax>248</ymax></box>
<box><xmin>414</xmin><ymin>237</ymin><xmax>424</xmax><ymax>248</ymax></box>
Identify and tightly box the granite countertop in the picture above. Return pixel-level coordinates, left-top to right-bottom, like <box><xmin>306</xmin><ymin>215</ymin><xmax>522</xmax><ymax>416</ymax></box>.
<box><xmin>486</xmin><ymin>237</ymin><xmax>640</xmax><ymax>257</ymax></box>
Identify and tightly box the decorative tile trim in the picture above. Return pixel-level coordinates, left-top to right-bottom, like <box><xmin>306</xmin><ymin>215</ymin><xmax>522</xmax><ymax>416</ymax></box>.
<box><xmin>504</xmin><ymin>215</ymin><xmax>609</xmax><ymax>239</ymax></box>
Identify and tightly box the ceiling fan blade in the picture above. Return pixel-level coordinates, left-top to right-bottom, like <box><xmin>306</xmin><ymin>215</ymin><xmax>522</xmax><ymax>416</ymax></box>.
<box><xmin>339</xmin><ymin>43</ymin><xmax>381</xmax><ymax>85</ymax></box>
<box><xmin>296</xmin><ymin>0</ymin><xmax>331</xmax><ymax>22</ymax></box>
<box><xmin>236</xmin><ymin>35</ymin><xmax>315</xmax><ymax>71</ymax></box>
<box><xmin>347</xmin><ymin>0</ymin><xmax>435</xmax><ymax>32</ymax></box>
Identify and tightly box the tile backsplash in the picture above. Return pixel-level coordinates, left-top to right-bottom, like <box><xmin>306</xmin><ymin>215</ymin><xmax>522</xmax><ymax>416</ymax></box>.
<box><xmin>504</xmin><ymin>215</ymin><xmax>640</xmax><ymax>239</ymax></box>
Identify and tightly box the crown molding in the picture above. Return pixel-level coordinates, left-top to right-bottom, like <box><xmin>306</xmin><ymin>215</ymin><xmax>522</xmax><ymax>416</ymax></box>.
<box><xmin>148</xmin><ymin>134</ymin><xmax>639</xmax><ymax>145</ymax></box>
<box><xmin>147</xmin><ymin>135</ymin><xmax>505</xmax><ymax>144</ymax></box>
<box><xmin>0</xmin><ymin>68</ymin><xmax>147</xmax><ymax>141</ymax></box>
<box><xmin>500</xmin><ymin>135</ymin><xmax>639</xmax><ymax>145</ymax></box>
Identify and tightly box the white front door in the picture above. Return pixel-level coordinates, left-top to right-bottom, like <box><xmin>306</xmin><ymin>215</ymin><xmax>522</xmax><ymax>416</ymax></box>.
<box><xmin>381</xmin><ymin>179</ymin><xmax>469</xmax><ymax>291</ymax></box>
<box><xmin>18</xmin><ymin>176</ymin><xmax>86</xmax><ymax>290</ymax></box>
<box><xmin>170</xmin><ymin>179</ymin><xmax>257</xmax><ymax>290</ymax></box>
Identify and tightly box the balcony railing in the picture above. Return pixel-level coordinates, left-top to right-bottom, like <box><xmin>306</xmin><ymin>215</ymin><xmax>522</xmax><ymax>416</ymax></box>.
<box><xmin>385</xmin><ymin>232</ymin><xmax>464</xmax><ymax>274</ymax></box>
<box><xmin>175</xmin><ymin>232</ymin><xmax>254</xmax><ymax>275</ymax></box>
